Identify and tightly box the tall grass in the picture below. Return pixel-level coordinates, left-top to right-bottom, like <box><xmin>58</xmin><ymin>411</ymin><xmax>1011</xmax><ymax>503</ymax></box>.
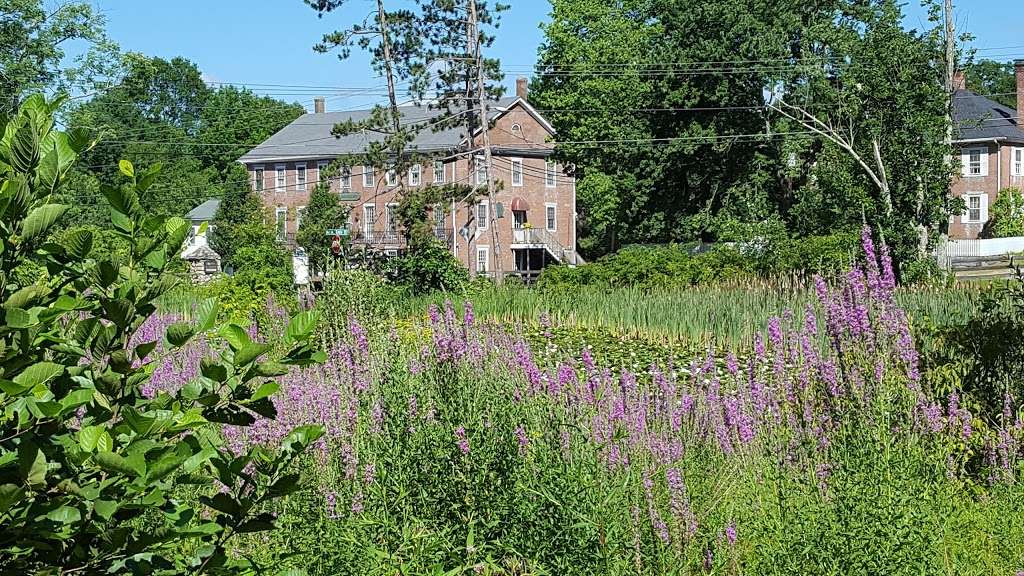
<box><xmin>397</xmin><ymin>282</ymin><xmax>982</xmax><ymax>346</ymax></box>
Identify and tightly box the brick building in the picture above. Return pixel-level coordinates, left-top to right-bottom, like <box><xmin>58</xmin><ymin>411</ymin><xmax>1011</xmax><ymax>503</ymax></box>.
<box><xmin>949</xmin><ymin>61</ymin><xmax>1024</xmax><ymax>239</ymax></box>
<box><xmin>237</xmin><ymin>79</ymin><xmax>580</xmax><ymax>280</ymax></box>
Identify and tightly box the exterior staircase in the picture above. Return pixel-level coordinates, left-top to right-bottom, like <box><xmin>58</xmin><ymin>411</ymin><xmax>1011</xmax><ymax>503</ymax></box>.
<box><xmin>512</xmin><ymin>228</ymin><xmax>585</xmax><ymax>266</ymax></box>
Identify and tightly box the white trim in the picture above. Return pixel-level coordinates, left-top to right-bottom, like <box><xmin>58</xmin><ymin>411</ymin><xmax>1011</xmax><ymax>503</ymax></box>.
<box><xmin>962</xmin><ymin>146</ymin><xmax>988</xmax><ymax>177</ymax></box>
<box><xmin>1013</xmin><ymin>147</ymin><xmax>1024</xmax><ymax>177</ymax></box>
<box><xmin>296</xmin><ymin>205</ymin><xmax>306</xmax><ymax>228</ymax></box>
<box><xmin>475</xmin><ymin>245</ymin><xmax>490</xmax><ymax>274</ymax></box>
<box><xmin>274</xmin><ymin>206</ymin><xmax>287</xmax><ymax>241</ymax></box>
<box><xmin>295</xmin><ymin>162</ymin><xmax>307</xmax><ymax>191</ymax></box>
<box><xmin>252</xmin><ymin>165</ymin><xmax>264</xmax><ymax>192</ymax></box>
<box><xmin>545</xmin><ymin>160</ymin><xmax>557</xmax><ymax>188</ymax></box>
<box><xmin>363</xmin><ymin>165</ymin><xmax>375</xmax><ymax>188</ymax></box>
<box><xmin>275</xmin><ymin>163</ymin><xmax>286</xmax><ymax>191</ymax></box>
<box><xmin>409</xmin><ymin>163</ymin><xmax>422</xmax><ymax>186</ymax></box>
<box><xmin>476</xmin><ymin>200</ymin><xmax>489</xmax><ymax>231</ymax></box>
<box><xmin>385</xmin><ymin>202</ymin><xmax>399</xmax><ymax>238</ymax></box>
<box><xmin>362</xmin><ymin>203</ymin><xmax>376</xmax><ymax>238</ymax></box>
<box><xmin>545</xmin><ymin>202</ymin><xmax>557</xmax><ymax>232</ymax></box>
<box><xmin>961</xmin><ymin>192</ymin><xmax>988</xmax><ymax>224</ymax></box>
<box><xmin>474</xmin><ymin>156</ymin><xmax>487</xmax><ymax>185</ymax></box>
<box><xmin>386</xmin><ymin>167</ymin><xmax>398</xmax><ymax>187</ymax></box>
<box><xmin>510</xmin><ymin>157</ymin><xmax>523</xmax><ymax>186</ymax></box>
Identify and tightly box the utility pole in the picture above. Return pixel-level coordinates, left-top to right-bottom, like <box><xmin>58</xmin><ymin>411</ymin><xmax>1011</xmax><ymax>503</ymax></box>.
<box><xmin>467</xmin><ymin>0</ymin><xmax>504</xmax><ymax>282</ymax></box>
<box><xmin>939</xmin><ymin>0</ymin><xmax>955</xmax><ymax>246</ymax></box>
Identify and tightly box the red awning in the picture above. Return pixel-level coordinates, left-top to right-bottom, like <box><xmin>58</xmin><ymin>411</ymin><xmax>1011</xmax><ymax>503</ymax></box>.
<box><xmin>510</xmin><ymin>197</ymin><xmax>530</xmax><ymax>211</ymax></box>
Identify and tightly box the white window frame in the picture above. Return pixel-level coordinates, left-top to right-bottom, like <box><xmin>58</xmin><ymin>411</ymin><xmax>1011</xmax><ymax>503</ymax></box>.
<box><xmin>962</xmin><ymin>193</ymin><xmax>988</xmax><ymax>224</ymax></box>
<box><xmin>433</xmin><ymin>203</ymin><xmax>445</xmax><ymax>233</ymax></box>
<box><xmin>363</xmin><ymin>165</ymin><xmax>375</xmax><ymax>188</ymax></box>
<box><xmin>476</xmin><ymin>200</ymin><xmax>489</xmax><ymax>231</ymax></box>
<box><xmin>962</xmin><ymin>147</ymin><xmax>988</xmax><ymax>177</ymax></box>
<box><xmin>545</xmin><ymin>202</ymin><xmax>557</xmax><ymax>232</ymax></box>
<box><xmin>275</xmin><ymin>206</ymin><xmax>287</xmax><ymax>241</ymax></box>
<box><xmin>433</xmin><ymin>160</ymin><xmax>445</xmax><ymax>183</ymax></box>
<box><xmin>475</xmin><ymin>156</ymin><xmax>487</xmax><ymax>185</ymax></box>
<box><xmin>296</xmin><ymin>205</ymin><xmax>306</xmax><ymax>229</ymax></box>
<box><xmin>275</xmin><ymin>164</ymin><xmax>286</xmax><ymax>191</ymax></box>
<box><xmin>1013</xmin><ymin>147</ymin><xmax>1024</xmax><ymax>177</ymax></box>
<box><xmin>386</xmin><ymin>167</ymin><xmax>398</xmax><ymax>187</ymax></box>
<box><xmin>476</xmin><ymin>245</ymin><xmax>489</xmax><ymax>274</ymax></box>
<box><xmin>253</xmin><ymin>165</ymin><xmax>264</xmax><ymax>192</ymax></box>
<box><xmin>295</xmin><ymin>162</ymin><xmax>307</xmax><ymax>191</ymax></box>
<box><xmin>409</xmin><ymin>164</ymin><xmax>422</xmax><ymax>186</ymax></box>
<box><xmin>363</xmin><ymin>204</ymin><xmax>376</xmax><ymax>239</ymax></box>
<box><xmin>545</xmin><ymin>160</ymin><xmax>557</xmax><ymax>188</ymax></box>
<box><xmin>340</xmin><ymin>166</ymin><xmax>352</xmax><ymax>191</ymax></box>
<box><xmin>385</xmin><ymin>203</ymin><xmax>398</xmax><ymax>238</ymax></box>
<box><xmin>510</xmin><ymin>157</ymin><xmax>523</xmax><ymax>187</ymax></box>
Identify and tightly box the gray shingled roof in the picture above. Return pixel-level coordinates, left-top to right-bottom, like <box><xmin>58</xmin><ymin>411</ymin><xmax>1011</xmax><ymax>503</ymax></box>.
<box><xmin>953</xmin><ymin>89</ymin><xmax>1024</xmax><ymax>143</ymax></box>
<box><xmin>239</xmin><ymin>98</ymin><xmax>518</xmax><ymax>163</ymax></box>
<box><xmin>185</xmin><ymin>199</ymin><xmax>220</xmax><ymax>222</ymax></box>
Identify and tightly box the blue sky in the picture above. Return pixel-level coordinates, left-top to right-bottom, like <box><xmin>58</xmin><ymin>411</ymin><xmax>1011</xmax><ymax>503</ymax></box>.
<box><xmin>80</xmin><ymin>0</ymin><xmax>1024</xmax><ymax>112</ymax></box>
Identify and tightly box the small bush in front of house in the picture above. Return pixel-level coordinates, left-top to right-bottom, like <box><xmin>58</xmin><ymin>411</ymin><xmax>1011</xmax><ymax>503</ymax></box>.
<box><xmin>983</xmin><ymin>187</ymin><xmax>1024</xmax><ymax>238</ymax></box>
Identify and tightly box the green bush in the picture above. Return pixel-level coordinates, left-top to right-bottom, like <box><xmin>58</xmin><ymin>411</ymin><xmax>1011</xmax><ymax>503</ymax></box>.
<box><xmin>982</xmin><ymin>187</ymin><xmax>1024</xmax><ymax>238</ymax></box>
<box><xmin>0</xmin><ymin>95</ymin><xmax>324</xmax><ymax>574</ymax></box>
<box><xmin>383</xmin><ymin>240</ymin><xmax>469</xmax><ymax>294</ymax></box>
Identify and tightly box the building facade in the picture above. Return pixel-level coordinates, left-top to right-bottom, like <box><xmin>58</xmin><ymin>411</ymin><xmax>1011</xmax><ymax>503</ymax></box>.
<box><xmin>949</xmin><ymin>61</ymin><xmax>1024</xmax><ymax>239</ymax></box>
<box><xmin>238</xmin><ymin>81</ymin><xmax>579</xmax><ymax>280</ymax></box>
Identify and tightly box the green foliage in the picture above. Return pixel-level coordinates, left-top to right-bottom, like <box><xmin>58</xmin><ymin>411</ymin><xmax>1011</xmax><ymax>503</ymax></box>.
<box><xmin>0</xmin><ymin>96</ymin><xmax>323</xmax><ymax>574</ymax></box>
<box><xmin>317</xmin><ymin>269</ymin><xmax>398</xmax><ymax>336</ymax></box>
<box><xmin>963</xmin><ymin>59</ymin><xmax>1017</xmax><ymax>109</ymax></box>
<box><xmin>383</xmin><ymin>240</ymin><xmax>470</xmax><ymax>294</ymax></box>
<box><xmin>982</xmin><ymin>187</ymin><xmax>1024</xmax><ymax>238</ymax></box>
<box><xmin>296</xmin><ymin>176</ymin><xmax>349</xmax><ymax>275</ymax></box>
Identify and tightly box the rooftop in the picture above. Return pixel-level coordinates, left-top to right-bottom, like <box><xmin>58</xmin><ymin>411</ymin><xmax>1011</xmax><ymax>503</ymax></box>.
<box><xmin>185</xmin><ymin>199</ymin><xmax>221</xmax><ymax>222</ymax></box>
<box><xmin>953</xmin><ymin>89</ymin><xmax>1024</xmax><ymax>143</ymax></box>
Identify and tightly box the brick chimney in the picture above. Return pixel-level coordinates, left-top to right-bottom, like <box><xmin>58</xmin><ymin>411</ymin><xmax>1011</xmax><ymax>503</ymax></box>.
<box><xmin>515</xmin><ymin>76</ymin><xmax>528</xmax><ymax>101</ymax></box>
<box><xmin>1016</xmin><ymin>60</ymin><xmax>1024</xmax><ymax>121</ymax></box>
<box><xmin>952</xmin><ymin>69</ymin><xmax>966</xmax><ymax>91</ymax></box>
<box><xmin>314</xmin><ymin>97</ymin><xmax>325</xmax><ymax>114</ymax></box>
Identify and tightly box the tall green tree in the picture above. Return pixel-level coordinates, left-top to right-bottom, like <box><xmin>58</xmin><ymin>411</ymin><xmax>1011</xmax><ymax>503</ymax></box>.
<box><xmin>0</xmin><ymin>0</ymin><xmax>119</xmax><ymax>110</ymax></box>
<box><xmin>963</xmin><ymin>59</ymin><xmax>1016</xmax><ymax>108</ymax></box>
<box><xmin>296</xmin><ymin>174</ymin><xmax>349</xmax><ymax>275</ymax></box>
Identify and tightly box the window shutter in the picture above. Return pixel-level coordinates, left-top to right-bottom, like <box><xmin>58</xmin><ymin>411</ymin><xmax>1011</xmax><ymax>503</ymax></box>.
<box><xmin>980</xmin><ymin>194</ymin><xmax>989</xmax><ymax>223</ymax></box>
<box><xmin>980</xmin><ymin>151</ymin><xmax>989</xmax><ymax>176</ymax></box>
<box><xmin>960</xmin><ymin>198</ymin><xmax>967</xmax><ymax>224</ymax></box>
<box><xmin>960</xmin><ymin>150</ymin><xmax>969</xmax><ymax>177</ymax></box>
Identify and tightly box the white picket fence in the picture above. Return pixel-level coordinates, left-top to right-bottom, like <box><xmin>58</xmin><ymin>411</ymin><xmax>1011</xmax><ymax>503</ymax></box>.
<box><xmin>937</xmin><ymin>237</ymin><xmax>1024</xmax><ymax>279</ymax></box>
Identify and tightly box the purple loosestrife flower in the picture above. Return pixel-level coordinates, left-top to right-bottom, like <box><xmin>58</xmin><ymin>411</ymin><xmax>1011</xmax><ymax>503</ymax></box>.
<box><xmin>363</xmin><ymin>462</ymin><xmax>376</xmax><ymax>485</ymax></box>
<box><xmin>724</xmin><ymin>521</ymin><xmax>737</xmax><ymax>546</ymax></box>
<box><xmin>455</xmin><ymin>426</ymin><xmax>470</xmax><ymax>455</ymax></box>
<box><xmin>351</xmin><ymin>490</ymin><xmax>364</xmax><ymax>514</ymax></box>
<box><xmin>767</xmin><ymin>316</ymin><xmax>783</xmax><ymax>347</ymax></box>
<box><xmin>515</xmin><ymin>424</ymin><xmax>529</xmax><ymax>455</ymax></box>
<box><xmin>463</xmin><ymin>300</ymin><xmax>475</xmax><ymax>328</ymax></box>
<box><xmin>325</xmin><ymin>490</ymin><xmax>339</xmax><ymax>519</ymax></box>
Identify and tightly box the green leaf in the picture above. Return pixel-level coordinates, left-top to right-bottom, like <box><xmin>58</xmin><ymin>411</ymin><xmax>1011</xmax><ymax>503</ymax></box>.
<box><xmin>21</xmin><ymin>204</ymin><xmax>68</xmax><ymax>242</ymax></box>
<box><xmin>60</xmin><ymin>388</ymin><xmax>93</xmax><ymax>413</ymax></box>
<box><xmin>200</xmin><ymin>493</ymin><xmax>241</xmax><ymax>517</ymax></box>
<box><xmin>285</xmin><ymin>310</ymin><xmax>319</xmax><ymax>343</ymax></box>
<box><xmin>5</xmin><ymin>307</ymin><xmax>36</xmax><ymax>329</ymax></box>
<box><xmin>119</xmin><ymin>159</ymin><xmax>135</xmax><ymax>178</ymax></box>
<box><xmin>10</xmin><ymin>119</ymin><xmax>40</xmax><ymax>173</ymax></box>
<box><xmin>0</xmin><ymin>484</ymin><xmax>25</xmax><ymax>513</ymax></box>
<box><xmin>135</xmin><ymin>340</ymin><xmax>158</xmax><ymax>361</ymax></box>
<box><xmin>96</xmin><ymin>431</ymin><xmax>113</xmax><ymax>454</ymax></box>
<box><xmin>268</xmin><ymin>473</ymin><xmax>301</xmax><ymax>498</ymax></box>
<box><xmin>281</xmin><ymin>425</ymin><xmax>325</xmax><ymax>453</ymax></box>
<box><xmin>236</xmin><ymin>513</ymin><xmax>277</xmax><ymax>533</ymax></box>
<box><xmin>255</xmin><ymin>362</ymin><xmax>289</xmax><ymax>377</ymax></box>
<box><xmin>235</xmin><ymin>343</ymin><xmax>271</xmax><ymax>367</ymax></box>
<box><xmin>46</xmin><ymin>505</ymin><xmax>82</xmax><ymax>524</ymax></box>
<box><xmin>60</xmin><ymin>228</ymin><xmax>93</xmax><ymax>259</ymax></box>
<box><xmin>94</xmin><ymin>451</ymin><xmax>138</xmax><ymax>477</ymax></box>
<box><xmin>219</xmin><ymin>324</ymin><xmax>250</xmax><ymax>351</ymax></box>
<box><xmin>18</xmin><ymin>442</ymin><xmax>47</xmax><ymax>487</ymax></box>
<box><xmin>13</xmin><ymin>361</ymin><xmax>64</xmax><ymax>391</ymax></box>
<box><xmin>78</xmin><ymin>426</ymin><xmax>103</xmax><ymax>451</ymax></box>
<box><xmin>195</xmin><ymin>298</ymin><xmax>219</xmax><ymax>332</ymax></box>
<box><xmin>250</xmin><ymin>381</ymin><xmax>280</xmax><ymax>402</ymax></box>
<box><xmin>93</xmin><ymin>499</ymin><xmax>117</xmax><ymax>520</ymax></box>
<box><xmin>166</xmin><ymin>322</ymin><xmax>195</xmax><ymax>347</ymax></box>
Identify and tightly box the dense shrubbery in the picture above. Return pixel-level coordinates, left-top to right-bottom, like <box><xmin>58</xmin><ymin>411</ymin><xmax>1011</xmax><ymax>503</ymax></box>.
<box><xmin>538</xmin><ymin>232</ymin><xmax>859</xmax><ymax>290</ymax></box>
<box><xmin>983</xmin><ymin>187</ymin><xmax>1024</xmax><ymax>239</ymax></box>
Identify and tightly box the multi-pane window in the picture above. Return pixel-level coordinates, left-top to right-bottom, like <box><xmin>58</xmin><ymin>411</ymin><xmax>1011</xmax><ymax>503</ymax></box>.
<box><xmin>1014</xmin><ymin>148</ymin><xmax>1024</xmax><ymax>177</ymax></box>
<box><xmin>276</xmin><ymin>164</ymin><xmax>286</xmax><ymax>190</ymax></box>
<box><xmin>340</xmin><ymin>167</ymin><xmax>352</xmax><ymax>191</ymax></box>
<box><xmin>386</xmin><ymin>167</ymin><xmax>398</xmax><ymax>187</ymax></box>
<box><xmin>963</xmin><ymin>147</ymin><xmax>987</xmax><ymax>177</ymax></box>
<box><xmin>409</xmin><ymin>164</ymin><xmax>421</xmax><ymax>186</ymax></box>
<box><xmin>363</xmin><ymin>204</ymin><xmax>376</xmax><ymax>239</ymax></box>
<box><xmin>476</xmin><ymin>201</ymin><xmax>488</xmax><ymax>230</ymax></box>
<box><xmin>511</xmin><ymin>158</ymin><xmax>523</xmax><ymax>186</ymax></box>
<box><xmin>386</xmin><ymin>204</ymin><xmax>398</xmax><ymax>238</ymax></box>
<box><xmin>275</xmin><ymin>207</ymin><xmax>287</xmax><ymax>241</ymax></box>
<box><xmin>476</xmin><ymin>246</ymin><xmax>489</xmax><ymax>274</ymax></box>
<box><xmin>545</xmin><ymin>160</ymin><xmax>557</xmax><ymax>188</ymax></box>
<box><xmin>433</xmin><ymin>160</ymin><xmax>445</xmax><ymax>183</ymax></box>
<box><xmin>433</xmin><ymin>204</ymin><xmax>445</xmax><ymax>235</ymax></box>
<box><xmin>363</xmin><ymin>165</ymin><xmax>375</xmax><ymax>188</ymax></box>
<box><xmin>475</xmin><ymin>158</ymin><xmax>487</xmax><ymax>185</ymax></box>
<box><xmin>296</xmin><ymin>163</ymin><xmax>307</xmax><ymax>191</ymax></box>
<box><xmin>545</xmin><ymin>203</ymin><xmax>557</xmax><ymax>231</ymax></box>
<box><xmin>253</xmin><ymin>167</ymin><xmax>264</xmax><ymax>192</ymax></box>
<box><xmin>968</xmin><ymin>195</ymin><xmax>982</xmax><ymax>222</ymax></box>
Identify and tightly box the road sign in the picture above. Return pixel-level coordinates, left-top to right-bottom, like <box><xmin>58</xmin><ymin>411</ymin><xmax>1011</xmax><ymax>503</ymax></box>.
<box><xmin>325</xmin><ymin>227</ymin><xmax>349</xmax><ymax>237</ymax></box>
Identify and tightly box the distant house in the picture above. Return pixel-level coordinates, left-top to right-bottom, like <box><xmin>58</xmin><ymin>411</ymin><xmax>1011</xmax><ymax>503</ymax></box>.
<box><xmin>181</xmin><ymin>199</ymin><xmax>221</xmax><ymax>282</ymax></box>
<box><xmin>237</xmin><ymin>78</ymin><xmax>581</xmax><ymax>281</ymax></box>
<box><xmin>950</xmin><ymin>61</ymin><xmax>1024</xmax><ymax>239</ymax></box>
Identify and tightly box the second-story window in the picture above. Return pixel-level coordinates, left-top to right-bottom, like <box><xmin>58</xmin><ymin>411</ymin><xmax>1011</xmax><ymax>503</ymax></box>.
<box><xmin>363</xmin><ymin>204</ymin><xmax>376</xmax><ymax>239</ymax></box>
<box><xmin>275</xmin><ymin>164</ymin><xmax>286</xmax><ymax>191</ymax></box>
<box><xmin>545</xmin><ymin>160</ymin><xmax>557</xmax><ymax>188</ymax></box>
<box><xmin>253</xmin><ymin>166</ymin><xmax>264</xmax><ymax>192</ymax></box>
<box><xmin>963</xmin><ymin>147</ymin><xmax>987</xmax><ymax>177</ymax></box>
<box><xmin>386</xmin><ymin>167</ymin><xmax>398</xmax><ymax>187</ymax></box>
<box><xmin>1014</xmin><ymin>148</ymin><xmax>1024</xmax><ymax>177</ymax></box>
<box><xmin>476</xmin><ymin>200</ymin><xmax>489</xmax><ymax>230</ymax></box>
<box><xmin>433</xmin><ymin>160</ymin><xmax>445</xmax><ymax>183</ymax></box>
<box><xmin>363</xmin><ymin>165</ymin><xmax>374</xmax><ymax>188</ymax></box>
<box><xmin>341</xmin><ymin>167</ymin><xmax>352</xmax><ymax>191</ymax></box>
<box><xmin>475</xmin><ymin>157</ymin><xmax>487</xmax><ymax>185</ymax></box>
<box><xmin>511</xmin><ymin>158</ymin><xmax>523</xmax><ymax>186</ymax></box>
<box><xmin>296</xmin><ymin>163</ymin><xmax>307</xmax><ymax>191</ymax></box>
<box><xmin>409</xmin><ymin>164</ymin><xmax>421</xmax><ymax>186</ymax></box>
<box><xmin>545</xmin><ymin>203</ymin><xmax>557</xmax><ymax>231</ymax></box>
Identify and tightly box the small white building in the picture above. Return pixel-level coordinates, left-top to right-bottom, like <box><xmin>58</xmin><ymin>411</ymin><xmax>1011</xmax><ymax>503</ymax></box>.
<box><xmin>181</xmin><ymin>199</ymin><xmax>222</xmax><ymax>283</ymax></box>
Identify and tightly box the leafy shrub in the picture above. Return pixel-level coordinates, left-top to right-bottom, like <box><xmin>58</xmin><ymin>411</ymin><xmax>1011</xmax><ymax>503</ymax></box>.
<box><xmin>317</xmin><ymin>269</ymin><xmax>397</xmax><ymax>335</ymax></box>
<box><xmin>0</xmin><ymin>96</ymin><xmax>324</xmax><ymax>574</ymax></box>
<box><xmin>382</xmin><ymin>240</ymin><xmax>469</xmax><ymax>294</ymax></box>
<box><xmin>982</xmin><ymin>187</ymin><xmax>1024</xmax><ymax>238</ymax></box>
